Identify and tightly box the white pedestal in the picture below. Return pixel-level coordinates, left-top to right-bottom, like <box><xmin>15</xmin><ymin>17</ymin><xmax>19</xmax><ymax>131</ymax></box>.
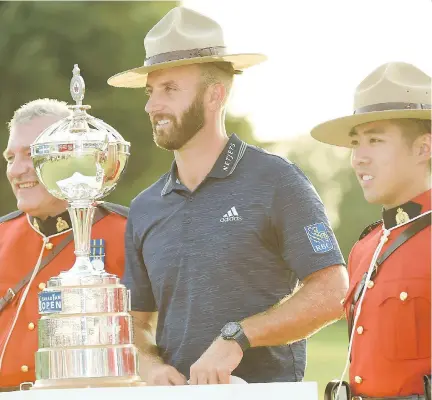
<box><xmin>0</xmin><ymin>382</ymin><xmax>318</xmax><ymax>400</ymax></box>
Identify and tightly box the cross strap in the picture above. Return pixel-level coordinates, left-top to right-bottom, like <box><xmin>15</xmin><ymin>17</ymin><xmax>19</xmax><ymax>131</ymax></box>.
<box><xmin>348</xmin><ymin>213</ymin><xmax>431</xmax><ymax>338</ymax></box>
<box><xmin>0</xmin><ymin>207</ymin><xmax>109</xmax><ymax>313</ymax></box>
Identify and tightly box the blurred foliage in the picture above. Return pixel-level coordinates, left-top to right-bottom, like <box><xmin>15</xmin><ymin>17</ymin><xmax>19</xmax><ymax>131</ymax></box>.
<box><xmin>268</xmin><ymin>135</ymin><xmax>381</xmax><ymax>260</ymax></box>
<box><xmin>0</xmin><ymin>1</ymin><xmax>257</xmax><ymax>215</ymax></box>
<box><xmin>304</xmin><ymin>320</ymin><xmax>348</xmax><ymax>396</ymax></box>
<box><xmin>0</xmin><ymin>2</ymin><xmax>381</xmax><ymax>260</ymax></box>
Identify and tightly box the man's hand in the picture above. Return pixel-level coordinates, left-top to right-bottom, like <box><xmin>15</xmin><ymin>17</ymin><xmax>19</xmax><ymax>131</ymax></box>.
<box><xmin>146</xmin><ymin>364</ymin><xmax>188</xmax><ymax>386</ymax></box>
<box><xmin>189</xmin><ymin>337</ymin><xmax>243</xmax><ymax>385</ymax></box>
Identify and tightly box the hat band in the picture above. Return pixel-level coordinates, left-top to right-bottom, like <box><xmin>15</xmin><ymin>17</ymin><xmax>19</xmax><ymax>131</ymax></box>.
<box><xmin>354</xmin><ymin>102</ymin><xmax>431</xmax><ymax>114</ymax></box>
<box><xmin>145</xmin><ymin>46</ymin><xmax>227</xmax><ymax>66</ymax></box>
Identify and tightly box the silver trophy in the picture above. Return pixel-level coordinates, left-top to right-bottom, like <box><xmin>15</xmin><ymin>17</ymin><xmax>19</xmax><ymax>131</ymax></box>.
<box><xmin>30</xmin><ymin>65</ymin><xmax>141</xmax><ymax>389</ymax></box>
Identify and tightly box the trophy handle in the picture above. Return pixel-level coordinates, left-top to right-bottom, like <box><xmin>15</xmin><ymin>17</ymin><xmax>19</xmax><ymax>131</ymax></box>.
<box><xmin>65</xmin><ymin>201</ymin><xmax>101</xmax><ymax>276</ymax></box>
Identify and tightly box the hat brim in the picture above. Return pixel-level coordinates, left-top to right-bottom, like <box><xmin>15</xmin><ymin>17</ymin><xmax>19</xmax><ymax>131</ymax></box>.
<box><xmin>107</xmin><ymin>53</ymin><xmax>267</xmax><ymax>88</ymax></box>
<box><xmin>311</xmin><ymin>109</ymin><xmax>431</xmax><ymax>147</ymax></box>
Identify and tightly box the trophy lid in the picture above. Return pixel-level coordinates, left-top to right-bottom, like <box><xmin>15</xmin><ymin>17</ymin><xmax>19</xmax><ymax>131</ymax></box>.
<box><xmin>32</xmin><ymin>64</ymin><xmax>129</xmax><ymax>146</ymax></box>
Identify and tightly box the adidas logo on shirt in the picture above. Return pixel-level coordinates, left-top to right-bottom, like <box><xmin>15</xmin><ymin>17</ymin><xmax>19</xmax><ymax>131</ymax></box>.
<box><xmin>220</xmin><ymin>207</ymin><xmax>243</xmax><ymax>222</ymax></box>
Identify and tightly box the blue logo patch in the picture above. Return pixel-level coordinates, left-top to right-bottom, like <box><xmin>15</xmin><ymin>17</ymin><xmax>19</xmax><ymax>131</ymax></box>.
<box><xmin>39</xmin><ymin>291</ymin><xmax>62</xmax><ymax>313</ymax></box>
<box><xmin>304</xmin><ymin>222</ymin><xmax>334</xmax><ymax>253</ymax></box>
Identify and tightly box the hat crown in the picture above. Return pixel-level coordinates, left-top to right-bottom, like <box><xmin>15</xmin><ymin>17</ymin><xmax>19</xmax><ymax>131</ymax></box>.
<box><xmin>107</xmin><ymin>6</ymin><xmax>266</xmax><ymax>88</ymax></box>
<box><xmin>310</xmin><ymin>62</ymin><xmax>430</xmax><ymax>147</ymax></box>
<box><xmin>354</xmin><ymin>62</ymin><xmax>431</xmax><ymax>110</ymax></box>
<box><xmin>144</xmin><ymin>7</ymin><xmax>225</xmax><ymax>58</ymax></box>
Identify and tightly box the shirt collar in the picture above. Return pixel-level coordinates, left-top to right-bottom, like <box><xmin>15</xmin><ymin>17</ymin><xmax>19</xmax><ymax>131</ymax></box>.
<box><xmin>161</xmin><ymin>134</ymin><xmax>247</xmax><ymax>196</ymax></box>
<box><xmin>382</xmin><ymin>189</ymin><xmax>431</xmax><ymax>229</ymax></box>
<box><xmin>28</xmin><ymin>210</ymin><xmax>72</xmax><ymax>237</ymax></box>
<box><xmin>160</xmin><ymin>162</ymin><xmax>178</xmax><ymax>196</ymax></box>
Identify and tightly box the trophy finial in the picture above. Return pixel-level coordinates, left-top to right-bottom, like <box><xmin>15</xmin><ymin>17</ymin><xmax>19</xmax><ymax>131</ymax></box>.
<box><xmin>70</xmin><ymin>63</ymin><xmax>85</xmax><ymax>106</ymax></box>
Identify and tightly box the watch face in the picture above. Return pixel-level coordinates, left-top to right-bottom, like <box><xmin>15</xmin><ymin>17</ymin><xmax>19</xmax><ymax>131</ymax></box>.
<box><xmin>222</xmin><ymin>322</ymin><xmax>240</xmax><ymax>338</ymax></box>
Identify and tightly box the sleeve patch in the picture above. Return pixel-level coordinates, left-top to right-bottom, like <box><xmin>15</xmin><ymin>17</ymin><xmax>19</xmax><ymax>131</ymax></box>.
<box><xmin>304</xmin><ymin>222</ymin><xmax>334</xmax><ymax>253</ymax></box>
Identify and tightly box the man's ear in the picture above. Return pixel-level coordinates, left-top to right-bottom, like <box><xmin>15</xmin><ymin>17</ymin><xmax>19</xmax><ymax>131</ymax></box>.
<box><xmin>206</xmin><ymin>83</ymin><xmax>226</xmax><ymax>112</ymax></box>
<box><xmin>414</xmin><ymin>132</ymin><xmax>431</xmax><ymax>163</ymax></box>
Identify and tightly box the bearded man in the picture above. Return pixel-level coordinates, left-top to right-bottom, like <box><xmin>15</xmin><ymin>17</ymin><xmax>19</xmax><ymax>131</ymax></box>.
<box><xmin>108</xmin><ymin>6</ymin><xmax>348</xmax><ymax>386</ymax></box>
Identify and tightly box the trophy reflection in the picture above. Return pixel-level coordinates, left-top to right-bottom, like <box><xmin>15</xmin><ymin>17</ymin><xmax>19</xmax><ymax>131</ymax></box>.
<box><xmin>30</xmin><ymin>65</ymin><xmax>141</xmax><ymax>389</ymax></box>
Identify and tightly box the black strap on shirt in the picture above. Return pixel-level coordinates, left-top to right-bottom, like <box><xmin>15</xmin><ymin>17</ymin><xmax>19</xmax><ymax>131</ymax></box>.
<box><xmin>0</xmin><ymin>210</ymin><xmax>23</xmax><ymax>224</ymax></box>
<box><xmin>348</xmin><ymin>213</ymin><xmax>431</xmax><ymax>338</ymax></box>
<box><xmin>0</xmin><ymin>207</ymin><xmax>109</xmax><ymax>313</ymax></box>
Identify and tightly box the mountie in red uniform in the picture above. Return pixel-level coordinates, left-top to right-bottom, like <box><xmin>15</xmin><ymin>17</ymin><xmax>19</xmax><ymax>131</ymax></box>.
<box><xmin>344</xmin><ymin>189</ymin><xmax>431</xmax><ymax>397</ymax></box>
<box><xmin>0</xmin><ymin>202</ymin><xmax>128</xmax><ymax>390</ymax></box>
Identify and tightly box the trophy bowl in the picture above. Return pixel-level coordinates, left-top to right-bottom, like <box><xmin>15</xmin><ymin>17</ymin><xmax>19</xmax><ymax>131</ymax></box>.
<box><xmin>31</xmin><ymin>117</ymin><xmax>130</xmax><ymax>202</ymax></box>
<box><xmin>32</xmin><ymin>64</ymin><xmax>129</xmax><ymax>203</ymax></box>
<box><xmin>29</xmin><ymin>65</ymin><xmax>141</xmax><ymax>389</ymax></box>
<box><xmin>31</xmin><ymin>64</ymin><xmax>130</xmax><ymax>278</ymax></box>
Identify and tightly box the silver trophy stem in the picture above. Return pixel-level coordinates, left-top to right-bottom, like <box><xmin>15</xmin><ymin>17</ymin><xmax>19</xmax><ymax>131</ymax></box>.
<box><xmin>65</xmin><ymin>201</ymin><xmax>99</xmax><ymax>275</ymax></box>
<box><xmin>31</xmin><ymin>64</ymin><xmax>139</xmax><ymax>389</ymax></box>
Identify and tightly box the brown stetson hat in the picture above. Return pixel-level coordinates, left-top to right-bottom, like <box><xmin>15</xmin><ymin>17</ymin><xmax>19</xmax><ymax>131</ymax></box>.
<box><xmin>311</xmin><ymin>62</ymin><xmax>431</xmax><ymax>147</ymax></box>
<box><xmin>107</xmin><ymin>7</ymin><xmax>267</xmax><ymax>88</ymax></box>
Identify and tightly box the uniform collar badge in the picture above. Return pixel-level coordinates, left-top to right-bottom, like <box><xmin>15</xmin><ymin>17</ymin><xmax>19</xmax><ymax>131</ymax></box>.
<box><xmin>29</xmin><ymin>210</ymin><xmax>72</xmax><ymax>236</ymax></box>
<box><xmin>56</xmin><ymin>217</ymin><xmax>70</xmax><ymax>232</ymax></box>
<box><xmin>382</xmin><ymin>201</ymin><xmax>421</xmax><ymax>229</ymax></box>
<box><xmin>395</xmin><ymin>208</ymin><xmax>410</xmax><ymax>226</ymax></box>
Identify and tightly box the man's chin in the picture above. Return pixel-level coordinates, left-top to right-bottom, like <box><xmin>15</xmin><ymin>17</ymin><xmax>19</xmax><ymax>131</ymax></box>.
<box><xmin>153</xmin><ymin>135</ymin><xmax>181</xmax><ymax>151</ymax></box>
<box><xmin>16</xmin><ymin>205</ymin><xmax>36</xmax><ymax>216</ymax></box>
<box><xmin>154</xmin><ymin>141</ymin><xmax>178</xmax><ymax>151</ymax></box>
<box><xmin>16</xmin><ymin>198</ymin><xmax>37</xmax><ymax>213</ymax></box>
<box><xmin>361</xmin><ymin>189</ymin><xmax>382</xmax><ymax>205</ymax></box>
<box><xmin>16</xmin><ymin>197</ymin><xmax>45</xmax><ymax>216</ymax></box>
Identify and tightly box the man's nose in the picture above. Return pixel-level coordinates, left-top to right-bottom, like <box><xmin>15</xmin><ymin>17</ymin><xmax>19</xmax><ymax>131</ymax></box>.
<box><xmin>8</xmin><ymin>156</ymin><xmax>31</xmax><ymax>179</ymax></box>
<box><xmin>351</xmin><ymin>146</ymin><xmax>371</xmax><ymax>168</ymax></box>
<box><xmin>145</xmin><ymin>94</ymin><xmax>164</xmax><ymax>115</ymax></box>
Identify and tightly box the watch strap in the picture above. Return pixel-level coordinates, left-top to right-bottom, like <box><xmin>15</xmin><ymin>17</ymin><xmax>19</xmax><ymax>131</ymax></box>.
<box><xmin>233</xmin><ymin>328</ymin><xmax>251</xmax><ymax>352</ymax></box>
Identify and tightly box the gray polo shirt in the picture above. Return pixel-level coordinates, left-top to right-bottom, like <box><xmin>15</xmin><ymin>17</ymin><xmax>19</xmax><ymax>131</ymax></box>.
<box><xmin>123</xmin><ymin>134</ymin><xmax>344</xmax><ymax>383</ymax></box>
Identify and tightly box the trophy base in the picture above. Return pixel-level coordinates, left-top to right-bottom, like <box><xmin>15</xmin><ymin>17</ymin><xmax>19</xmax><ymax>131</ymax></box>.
<box><xmin>31</xmin><ymin>375</ymin><xmax>145</xmax><ymax>390</ymax></box>
<box><xmin>48</xmin><ymin>272</ymin><xmax>119</xmax><ymax>288</ymax></box>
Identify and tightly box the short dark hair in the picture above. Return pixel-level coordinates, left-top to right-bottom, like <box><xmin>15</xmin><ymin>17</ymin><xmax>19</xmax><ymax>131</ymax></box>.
<box><xmin>198</xmin><ymin>62</ymin><xmax>238</xmax><ymax>107</ymax></box>
<box><xmin>394</xmin><ymin>118</ymin><xmax>431</xmax><ymax>170</ymax></box>
<box><xmin>393</xmin><ymin>118</ymin><xmax>431</xmax><ymax>145</ymax></box>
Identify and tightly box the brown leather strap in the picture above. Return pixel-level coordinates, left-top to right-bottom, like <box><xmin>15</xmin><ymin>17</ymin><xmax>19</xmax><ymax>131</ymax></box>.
<box><xmin>145</xmin><ymin>46</ymin><xmax>227</xmax><ymax>66</ymax></box>
<box><xmin>325</xmin><ymin>379</ymin><xmax>427</xmax><ymax>400</ymax></box>
<box><xmin>0</xmin><ymin>207</ymin><xmax>108</xmax><ymax>313</ymax></box>
<box><xmin>354</xmin><ymin>102</ymin><xmax>431</xmax><ymax>114</ymax></box>
<box><xmin>355</xmin><ymin>396</ymin><xmax>425</xmax><ymax>400</ymax></box>
<box><xmin>0</xmin><ymin>385</ymin><xmax>21</xmax><ymax>392</ymax></box>
<box><xmin>348</xmin><ymin>213</ymin><xmax>431</xmax><ymax>338</ymax></box>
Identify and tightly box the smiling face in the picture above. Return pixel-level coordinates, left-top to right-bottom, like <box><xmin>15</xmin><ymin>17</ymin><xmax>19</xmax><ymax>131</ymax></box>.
<box><xmin>144</xmin><ymin>64</ymin><xmax>208</xmax><ymax>151</ymax></box>
<box><xmin>350</xmin><ymin>119</ymin><xmax>431</xmax><ymax>208</ymax></box>
<box><xmin>4</xmin><ymin>116</ymin><xmax>67</xmax><ymax>218</ymax></box>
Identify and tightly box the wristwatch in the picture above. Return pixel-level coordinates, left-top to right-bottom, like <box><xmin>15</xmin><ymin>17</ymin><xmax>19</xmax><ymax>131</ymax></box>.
<box><xmin>220</xmin><ymin>322</ymin><xmax>251</xmax><ymax>352</ymax></box>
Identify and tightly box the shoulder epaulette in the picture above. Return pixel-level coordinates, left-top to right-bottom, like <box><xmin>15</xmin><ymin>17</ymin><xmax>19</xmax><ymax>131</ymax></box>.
<box><xmin>98</xmin><ymin>202</ymin><xmax>129</xmax><ymax>218</ymax></box>
<box><xmin>359</xmin><ymin>220</ymin><xmax>382</xmax><ymax>240</ymax></box>
<box><xmin>0</xmin><ymin>210</ymin><xmax>24</xmax><ymax>225</ymax></box>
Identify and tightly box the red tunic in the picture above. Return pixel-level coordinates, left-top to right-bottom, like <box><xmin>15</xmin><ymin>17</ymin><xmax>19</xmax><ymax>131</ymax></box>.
<box><xmin>0</xmin><ymin>208</ymin><xmax>126</xmax><ymax>387</ymax></box>
<box><xmin>344</xmin><ymin>189</ymin><xmax>431</xmax><ymax>396</ymax></box>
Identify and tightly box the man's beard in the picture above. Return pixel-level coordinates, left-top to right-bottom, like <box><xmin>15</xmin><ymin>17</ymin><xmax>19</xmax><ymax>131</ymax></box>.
<box><xmin>151</xmin><ymin>88</ymin><xmax>206</xmax><ymax>151</ymax></box>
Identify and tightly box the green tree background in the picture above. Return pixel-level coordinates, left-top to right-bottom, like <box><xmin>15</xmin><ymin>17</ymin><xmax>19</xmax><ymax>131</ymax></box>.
<box><xmin>0</xmin><ymin>2</ymin><xmax>383</xmax><ymax>395</ymax></box>
<box><xmin>267</xmin><ymin>135</ymin><xmax>381</xmax><ymax>259</ymax></box>
<box><xmin>0</xmin><ymin>1</ymin><xmax>258</xmax><ymax>215</ymax></box>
